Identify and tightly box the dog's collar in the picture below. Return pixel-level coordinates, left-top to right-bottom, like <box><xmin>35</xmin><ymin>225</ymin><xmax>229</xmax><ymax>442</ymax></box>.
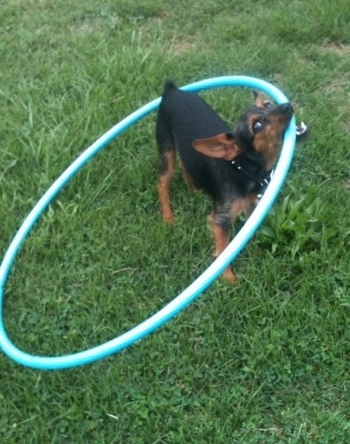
<box><xmin>231</xmin><ymin>159</ymin><xmax>273</xmax><ymax>199</ymax></box>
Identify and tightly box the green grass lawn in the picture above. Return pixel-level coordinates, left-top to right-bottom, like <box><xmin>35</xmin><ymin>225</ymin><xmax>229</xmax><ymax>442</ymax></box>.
<box><xmin>1</xmin><ymin>0</ymin><xmax>350</xmax><ymax>442</ymax></box>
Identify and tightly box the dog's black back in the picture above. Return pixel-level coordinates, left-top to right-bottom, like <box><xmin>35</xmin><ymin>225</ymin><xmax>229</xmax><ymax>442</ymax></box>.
<box><xmin>156</xmin><ymin>81</ymin><xmax>247</xmax><ymax>201</ymax></box>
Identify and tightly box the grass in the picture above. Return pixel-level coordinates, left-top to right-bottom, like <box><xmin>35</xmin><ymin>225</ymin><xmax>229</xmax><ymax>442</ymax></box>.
<box><xmin>1</xmin><ymin>0</ymin><xmax>349</xmax><ymax>442</ymax></box>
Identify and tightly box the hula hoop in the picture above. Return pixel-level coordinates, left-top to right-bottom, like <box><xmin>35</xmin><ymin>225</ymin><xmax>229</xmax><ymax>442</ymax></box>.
<box><xmin>0</xmin><ymin>76</ymin><xmax>296</xmax><ymax>370</ymax></box>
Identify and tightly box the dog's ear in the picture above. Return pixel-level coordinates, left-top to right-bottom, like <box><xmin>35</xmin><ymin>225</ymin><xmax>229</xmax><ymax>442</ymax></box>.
<box><xmin>253</xmin><ymin>90</ymin><xmax>265</xmax><ymax>108</ymax></box>
<box><xmin>192</xmin><ymin>133</ymin><xmax>241</xmax><ymax>161</ymax></box>
<box><xmin>253</xmin><ymin>90</ymin><xmax>273</xmax><ymax>108</ymax></box>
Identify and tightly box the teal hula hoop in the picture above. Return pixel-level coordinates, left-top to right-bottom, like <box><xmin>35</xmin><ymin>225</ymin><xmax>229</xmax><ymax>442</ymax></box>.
<box><xmin>0</xmin><ymin>76</ymin><xmax>296</xmax><ymax>370</ymax></box>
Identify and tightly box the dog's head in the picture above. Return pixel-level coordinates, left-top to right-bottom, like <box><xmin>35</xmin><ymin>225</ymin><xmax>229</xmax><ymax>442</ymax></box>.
<box><xmin>193</xmin><ymin>91</ymin><xmax>294</xmax><ymax>170</ymax></box>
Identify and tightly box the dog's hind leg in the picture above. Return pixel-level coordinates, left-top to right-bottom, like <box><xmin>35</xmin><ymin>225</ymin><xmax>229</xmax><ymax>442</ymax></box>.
<box><xmin>156</xmin><ymin>114</ymin><xmax>176</xmax><ymax>223</ymax></box>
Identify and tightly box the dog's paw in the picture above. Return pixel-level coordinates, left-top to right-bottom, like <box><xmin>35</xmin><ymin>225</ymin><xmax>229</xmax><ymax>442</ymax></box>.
<box><xmin>222</xmin><ymin>267</ymin><xmax>237</xmax><ymax>285</ymax></box>
<box><xmin>162</xmin><ymin>211</ymin><xmax>174</xmax><ymax>224</ymax></box>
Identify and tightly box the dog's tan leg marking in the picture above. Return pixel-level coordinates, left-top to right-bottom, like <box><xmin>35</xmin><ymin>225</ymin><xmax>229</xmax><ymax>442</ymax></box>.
<box><xmin>158</xmin><ymin>150</ymin><xmax>176</xmax><ymax>223</ymax></box>
<box><xmin>208</xmin><ymin>212</ymin><xmax>237</xmax><ymax>285</ymax></box>
<box><xmin>179</xmin><ymin>160</ymin><xmax>196</xmax><ymax>189</ymax></box>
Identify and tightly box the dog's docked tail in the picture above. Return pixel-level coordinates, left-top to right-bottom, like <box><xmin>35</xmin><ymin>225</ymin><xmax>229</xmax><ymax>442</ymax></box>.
<box><xmin>163</xmin><ymin>79</ymin><xmax>178</xmax><ymax>94</ymax></box>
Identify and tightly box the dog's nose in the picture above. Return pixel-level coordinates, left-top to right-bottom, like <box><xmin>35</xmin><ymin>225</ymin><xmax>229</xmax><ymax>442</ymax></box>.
<box><xmin>280</xmin><ymin>102</ymin><xmax>293</xmax><ymax>114</ymax></box>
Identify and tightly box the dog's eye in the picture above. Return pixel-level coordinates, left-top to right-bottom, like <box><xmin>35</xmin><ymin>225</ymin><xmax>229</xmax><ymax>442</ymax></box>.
<box><xmin>252</xmin><ymin>121</ymin><xmax>263</xmax><ymax>133</ymax></box>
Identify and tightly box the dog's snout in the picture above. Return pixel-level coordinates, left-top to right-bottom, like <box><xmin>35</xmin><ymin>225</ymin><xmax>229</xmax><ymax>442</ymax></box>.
<box><xmin>280</xmin><ymin>102</ymin><xmax>293</xmax><ymax>114</ymax></box>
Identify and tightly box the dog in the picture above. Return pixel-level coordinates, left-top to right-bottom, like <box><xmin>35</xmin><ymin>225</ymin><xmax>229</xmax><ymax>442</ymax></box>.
<box><xmin>155</xmin><ymin>80</ymin><xmax>294</xmax><ymax>284</ymax></box>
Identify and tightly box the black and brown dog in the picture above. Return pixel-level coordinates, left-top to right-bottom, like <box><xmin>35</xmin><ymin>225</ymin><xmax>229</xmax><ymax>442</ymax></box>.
<box><xmin>156</xmin><ymin>80</ymin><xmax>295</xmax><ymax>284</ymax></box>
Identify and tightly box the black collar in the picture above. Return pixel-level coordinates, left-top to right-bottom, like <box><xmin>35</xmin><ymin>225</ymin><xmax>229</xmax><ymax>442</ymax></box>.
<box><xmin>231</xmin><ymin>159</ymin><xmax>273</xmax><ymax>198</ymax></box>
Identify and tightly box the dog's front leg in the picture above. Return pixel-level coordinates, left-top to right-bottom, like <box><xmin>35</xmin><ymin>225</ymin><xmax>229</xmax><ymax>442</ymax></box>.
<box><xmin>208</xmin><ymin>211</ymin><xmax>237</xmax><ymax>285</ymax></box>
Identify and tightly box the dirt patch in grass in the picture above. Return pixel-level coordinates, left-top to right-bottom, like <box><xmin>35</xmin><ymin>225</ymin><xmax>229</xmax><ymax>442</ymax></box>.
<box><xmin>319</xmin><ymin>42</ymin><xmax>350</xmax><ymax>56</ymax></box>
<box><xmin>171</xmin><ymin>39</ymin><xmax>197</xmax><ymax>54</ymax></box>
